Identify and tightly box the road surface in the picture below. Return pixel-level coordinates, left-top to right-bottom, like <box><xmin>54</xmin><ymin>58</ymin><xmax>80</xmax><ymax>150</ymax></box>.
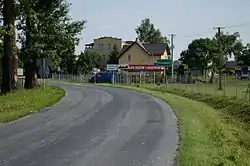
<box><xmin>0</xmin><ymin>83</ymin><xmax>178</xmax><ymax>166</ymax></box>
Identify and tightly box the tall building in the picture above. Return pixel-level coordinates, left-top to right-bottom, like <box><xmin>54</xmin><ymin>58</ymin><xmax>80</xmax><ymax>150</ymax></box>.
<box><xmin>85</xmin><ymin>37</ymin><xmax>130</xmax><ymax>67</ymax></box>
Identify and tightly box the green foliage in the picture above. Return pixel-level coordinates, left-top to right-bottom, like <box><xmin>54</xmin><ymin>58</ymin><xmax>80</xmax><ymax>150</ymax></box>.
<box><xmin>76</xmin><ymin>51</ymin><xmax>100</xmax><ymax>74</ymax></box>
<box><xmin>17</xmin><ymin>0</ymin><xmax>86</xmax><ymax>70</ymax></box>
<box><xmin>180</xmin><ymin>32</ymin><xmax>244</xmax><ymax>70</ymax></box>
<box><xmin>179</xmin><ymin>38</ymin><xmax>214</xmax><ymax>69</ymax></box>
<box><xmin>135</xmin><ymin>18</ymin><xmax>168</xmax><ymax>44</ymax></box>
<box><xmin>236</xmin><ymin>43</ymin><xmax>250</xmax><ymax>66</ymax></box>
<box><xmin>107</xmin><ymin>45</ymin><xmax>119</xmax><ymax>64</ymax></box>
<box><xmin>179</xmin><ymin>31</ymin><xmax>245</xmax><ymax>88</ymax></box>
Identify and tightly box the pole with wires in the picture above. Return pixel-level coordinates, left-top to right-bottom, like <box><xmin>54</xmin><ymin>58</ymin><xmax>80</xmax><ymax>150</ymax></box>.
<box><xmin>170</xmin><ymin>34</ymin><xmax>176</xmax><ymax>82</ymax></box>
<box><xmin>213</xmin><ymin>26</ymin><xmax>225</xmax><ymax>90</ymax></box>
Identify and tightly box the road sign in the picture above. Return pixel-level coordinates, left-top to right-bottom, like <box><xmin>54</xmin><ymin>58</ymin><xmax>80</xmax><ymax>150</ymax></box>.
<box><xmin>36</xmin><ymin>58</ymin><xmax>52</xmax><ymax>67</ymax></box>
<box><xmin>118</xmin><ymin>64</ymin><xmax>128</xmax><ymax>68</ymax></box>
<box><xmin>17</xmin><ymin>68</ymin><xmax>23</xmax><ymax>76</ymax></box>
<box><xmin>45</xmin><ymin>67</ymin><xmax>50</xmax><ymax>75</ymax></box>
<box><xmin>155</xmin><ymin>59</ymin><xmax>172</xmax><ymax>66</ymax></box>
<box><xmin>107</xmin><ymin>64</ymin><xmax>118</xmax><ymax>71</ymax></box>
<box><xmin>121</xmin><ymin>65</ymin><xmax>163</xmax><ymax>71</ymax></box>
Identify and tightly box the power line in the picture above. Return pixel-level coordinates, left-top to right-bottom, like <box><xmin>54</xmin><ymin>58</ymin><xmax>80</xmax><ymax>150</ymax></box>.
<box><xmin>173</xmin><ymin>21</ymin><xmax>250</xmax><ymax>39</ymax></box>
<box><xmin>224</xmin><ymin>22</ymin><xmax>250</xmax><ymax>28</ymax></box>
<box><xmin>180</xmin><ymin>32</ymin><xmax>215</xmax><ymax>39</ymax></box>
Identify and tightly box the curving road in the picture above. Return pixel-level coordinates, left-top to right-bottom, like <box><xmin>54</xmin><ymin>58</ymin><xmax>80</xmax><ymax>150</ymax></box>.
<box><xmin>0</xmin><ymin>83</ymin><xmax>178</xmax><ymax>166</ymax></box>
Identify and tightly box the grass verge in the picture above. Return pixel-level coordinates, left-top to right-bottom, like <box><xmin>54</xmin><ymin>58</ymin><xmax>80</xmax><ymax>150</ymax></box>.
<box><xmin>0</xmin><ymin>85</ymin><xmax>65</xmax><ymax>123</ymax></box>
<box><xmin>95</xmin><ymin>83</ymin><xmax>250</xmax><ymax>166</ymax></box>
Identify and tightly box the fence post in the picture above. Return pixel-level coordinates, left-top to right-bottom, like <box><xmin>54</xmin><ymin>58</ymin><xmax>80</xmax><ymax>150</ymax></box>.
<box><xmin>223</xmin><ymin>73</ymin><xmax>226</xmax><ymax>96</ymax></box>
<box><xmin>139</xmin><ymin>72</ymin><xmax>142</xmax><ymax>85</ymax></box>
<box><xmin>205</xmin><ymin>69</ymin><xmax>207</xmax><ymax>95</ymax></box>
<box><xmin>235</xmin><ymin>73</ymin><xmax>238</xmax><ymax>99</ymax></box>
<box><xmin>153</xmin><ymin>72</ymin><xmax>155</xmax><ymax>84</ymax></box>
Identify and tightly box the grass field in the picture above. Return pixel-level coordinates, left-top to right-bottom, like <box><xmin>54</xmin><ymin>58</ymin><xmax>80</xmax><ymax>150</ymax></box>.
<box><xmin>92</xmin><ymin>83</ymin><xmax>250</xmax><ymax>166</ymax></box>
<box><xmin>0</xmin><ymin>85</ymin><xmax>65</xmax><ymax>123</ymax></box>
<box><xmin>166</xmin><ymin>77</ymin><xmax>250</xmax><ymax>100</ymax></box>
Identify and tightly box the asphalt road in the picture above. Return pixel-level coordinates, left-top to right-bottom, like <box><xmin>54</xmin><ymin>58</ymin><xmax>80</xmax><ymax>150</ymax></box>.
<box><xmin>0</xmin><ymin>83</ymin><xmax>178</xmax><ymax>166</ymax></box>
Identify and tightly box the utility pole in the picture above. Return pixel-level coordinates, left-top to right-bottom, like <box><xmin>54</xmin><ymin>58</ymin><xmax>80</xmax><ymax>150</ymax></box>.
<box><xmin>213</xmin><ymin>26</ymin><xmax>225</xmax><ymax>90</ymax></box>
<box><xmin>170</xmin><ymin>34</ymin><xmax>176</xmax><ymax>82</ymax></box>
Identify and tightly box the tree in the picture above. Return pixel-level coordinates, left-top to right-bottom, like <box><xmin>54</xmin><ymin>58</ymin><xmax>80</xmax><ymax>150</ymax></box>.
<box><xmin>180</xmin><ymin>31</ymin><xmax>244</xmax><ymax>88</ymax></box>
<box><xmin>77</xmin><ymin>51</ymin><xmax>99</xmax><ymax>74</ymax></box>
<box><xmin>135</xmin><ymin>18</ymin><xmax>168</xmax><ymax>44</ymax></box>
<box><xmin>179</xmin><ymin>38</ymin><xmax>214</xmax><ymax>69</ymax></box>
<box><xmin>235</xmin><ymin>43</ymin><xmax>250</xmax><ymax>66</ymax></box>
<box><xmin>214</xmin><ymin>31</ymin><xmax>243</xmax><ymax>90</ymax></box>
<box><xmin>107</xmin><ymin>45</ymin><xmax>119</xmax><ymax>64</ymax></box>
<box><xmin>17</xmin><ymin>0</ymin><xmax>85</xmax><ymax>88</ymax></box>
<box><xmin>1</xmin><ymin>0</ymin><xmax>18</xmax><ymax>94</ymax></box>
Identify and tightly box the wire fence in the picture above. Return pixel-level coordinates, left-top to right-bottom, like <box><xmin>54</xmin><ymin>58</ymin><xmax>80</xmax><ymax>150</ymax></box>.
<box><xmin>52</xmin><ymin>72</ymin><xmax>250</xmax><ymax>101</ymax></box>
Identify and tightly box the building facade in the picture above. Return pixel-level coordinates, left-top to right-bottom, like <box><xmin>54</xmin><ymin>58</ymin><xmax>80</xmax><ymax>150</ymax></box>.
<box><xmin>118</xmin><ymin>40</ymin><xmax>171</xmax><ymax>65</ymax></box>
<box><xmin>85</xmin><ymin>37</ymin><xmax>131</xmax><ymax>67</ymax></box>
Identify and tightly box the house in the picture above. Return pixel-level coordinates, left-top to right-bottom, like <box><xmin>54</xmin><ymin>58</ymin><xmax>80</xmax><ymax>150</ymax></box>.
<box><xmin>118</xmin><ymin>39</ymin><xmax>170</xmax><ymax>65</ymax></box>
<box><xmin>85</xmin><ymin>37</ymin><xmax>131</xmax><ymax>67</ymax></box>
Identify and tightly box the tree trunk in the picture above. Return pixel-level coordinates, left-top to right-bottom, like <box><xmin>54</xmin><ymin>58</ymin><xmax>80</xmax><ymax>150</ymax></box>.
<box><xmin>11</xmin><ymin>54</ymin><xmax>18</xmax><ymax>89</ymax></box>
<box><xmin>24</xmin><ymin>60</ymin><xmax>39</xmax><ymax>89</ymax></box>
<box><xmin>23</xmin><ymin>12</ymin><xmax>39</xmax><ymax>89</ymax></box>
<box><xmin>1</xmin><ymin>0</ymin><xmax>17</xmax><ymax>94</ymax></box>
<box><xmin>1</xmin><ymin>55</ymin><xmax>11</xmax><ymax>94</ymax></box>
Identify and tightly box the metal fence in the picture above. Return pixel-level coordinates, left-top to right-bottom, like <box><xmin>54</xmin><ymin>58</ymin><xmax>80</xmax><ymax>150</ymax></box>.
<box><xmin>51</xmin><ymin>73</ymin><xmax>91</xmax><ymax>83</ymax></box>
<box><xmin>52</xmin><ymin>72</ymin><xmax>250</xmax><ymax>101</ymax></box>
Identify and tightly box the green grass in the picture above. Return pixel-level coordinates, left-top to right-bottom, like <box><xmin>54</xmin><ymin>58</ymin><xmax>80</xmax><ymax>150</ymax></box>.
<box><xmin>93</xmin><ymin>83</ymin><xmax>250</xmax><ymax>166</ymax></box>
<box><xmin>0</xmin><ymin>85</ymin><xmax>65</xmax><ymax>123</ymax></box>
<box><xmin>166</xmin><ymin>77</ymin><xmax>249</xmax><ymax>100</ymax></box>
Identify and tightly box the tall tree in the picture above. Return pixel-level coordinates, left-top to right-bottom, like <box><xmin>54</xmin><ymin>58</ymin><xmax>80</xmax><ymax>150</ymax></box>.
<box><xmin>17</xmin><ymin>0</ymin><xmax>85</xmax><ymax>88</ymax></box>
<box><xmin>107</xmin><ymin>45</ymin><xmax>119</xmax><ymax>64</ymax></box>
<box><xmin>1</xmin><ymin>0</ymin><xmax>18</xmax><ymax>94</ymax></box>
<box><xmin>180</xmin><ymin>31</ymin><xmax>243</xmax><ymax>88</ymax></box>
<box><xmin>235</xmin><ymin>43</ymin><xmax>250</xmax><ymax>66</ymax></box>
<box><xmin>214</xmin><ymin>31</ymin><xmax>242</xmax><ymax>90</ymax></box>
<box><xmin>179</xmin><ymin>38</ymin><xmax>213</xmax><ymax>69</ymax></box>
<box><xmin>135</xmin><ymin>18</ymin><xmax>168</xmax><ymax>44</ymax></box>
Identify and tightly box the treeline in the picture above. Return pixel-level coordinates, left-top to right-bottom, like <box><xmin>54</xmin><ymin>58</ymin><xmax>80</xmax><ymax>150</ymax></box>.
<box><xmin>178</xmin><ymin>31</ymin><xmax>250</xmax><ymax>89</ymax></box>
<box><xmin>0</xmin><ymin>0</ymin><xmax>86</xmax><ymax>94</ymax></box>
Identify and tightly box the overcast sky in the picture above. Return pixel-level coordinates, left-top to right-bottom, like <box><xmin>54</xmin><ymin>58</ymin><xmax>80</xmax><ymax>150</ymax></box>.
<box><xmin>69</xmin><ymin>0</ymin><xmax>250</xmax><ymax>60</ymax></box>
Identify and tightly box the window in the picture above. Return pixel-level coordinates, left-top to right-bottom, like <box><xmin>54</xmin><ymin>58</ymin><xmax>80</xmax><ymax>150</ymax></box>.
<box><xmin>98</xmin><ymin>44</ymin><xmax>104</xmax><ymax>49</ymax></box>
<box><xmin>128</xmin><ymin>54</ymin><xmax>131</xmax><ymax>62</ymax></box>
<box><xmin>108</xmin><ymin>44</ymin><xmax>111</xmax><ymax>49</ymax></box>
